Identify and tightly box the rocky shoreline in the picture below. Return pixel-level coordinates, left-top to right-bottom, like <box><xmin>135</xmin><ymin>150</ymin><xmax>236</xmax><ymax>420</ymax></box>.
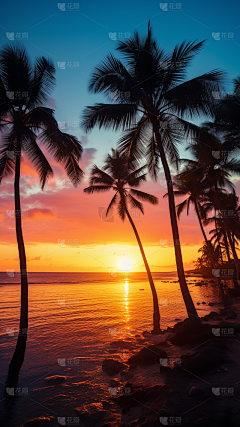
<box><xmin>19</xmin><ymin>289</ymin><xmax>240</xmax><ymax>427</ymax></box>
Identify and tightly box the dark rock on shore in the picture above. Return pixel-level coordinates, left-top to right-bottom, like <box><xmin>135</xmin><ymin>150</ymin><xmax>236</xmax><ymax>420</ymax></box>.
<box><xmin>182</xmin><ymin>346</ymin><xmax>225</xmax><ymax>374</ymax></box>
<box><xmin>44</xmin><ymin>375</ymin><xmax>66</xmax><ymax>384</ymax></box>
<box><xmin>102</xmin><ymin>359</ymin><xmax>127</xmax><ymax>375</ymax></box>
<box><xmin>21</xmin><ymin>417</ymin><xmax>55</xmax><ymax>427</ymax></box>
<box><xmin>75</xmin><ymin>403</ymin><xmax>107</xmax><ymax>426</ymax></box>
<box><xmin>127</xmin><ymin>345</ymin><xmax>167</xmax><ymax>366</ymax></box>
<box><xmin>189</xmin><ymin>386</ymin><xmax>209</xmax><ymax>398</ymax></box>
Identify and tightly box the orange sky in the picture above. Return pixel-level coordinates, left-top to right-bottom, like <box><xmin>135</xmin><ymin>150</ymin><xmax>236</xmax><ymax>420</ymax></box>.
<box><xmin>0</xmin><ymin>151</ymin><xmax>226</xmax><ymax>274</ymax></box>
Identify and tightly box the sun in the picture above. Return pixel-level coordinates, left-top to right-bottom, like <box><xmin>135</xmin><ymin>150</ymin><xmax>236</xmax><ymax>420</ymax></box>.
<box><xmin>119</xmin><ymin>258</ymin><xmax>133</xmax><ymax>272</ymax></box>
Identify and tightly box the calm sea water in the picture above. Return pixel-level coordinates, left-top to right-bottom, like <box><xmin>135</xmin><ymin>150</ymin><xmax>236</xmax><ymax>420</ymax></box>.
<box><xmin>0</xmin><ymin>272</ymin><xmax>222</xmax><ymax>426</ymax></box>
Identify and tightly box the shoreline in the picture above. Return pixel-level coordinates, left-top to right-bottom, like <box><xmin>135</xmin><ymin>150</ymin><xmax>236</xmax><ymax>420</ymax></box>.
<box><xmin>16</xmin><ymin>287</ymin><xmax>240</xmax><ymax>427</ymax></box>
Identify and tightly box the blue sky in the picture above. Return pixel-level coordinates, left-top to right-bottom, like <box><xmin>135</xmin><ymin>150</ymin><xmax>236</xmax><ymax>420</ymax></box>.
<box><xmin>1</xmin><ymin>0</ymin><xmax>240</xmax><ymax>164</ymax></box>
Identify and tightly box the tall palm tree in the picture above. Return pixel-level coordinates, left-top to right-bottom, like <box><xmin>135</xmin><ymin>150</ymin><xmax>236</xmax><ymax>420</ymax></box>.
<box><xmin>0</xmin><ymin>45</ymin><xmax>83</xmax><ymax>378</ymax></box>
<box><xmin>165</xmin><ymin>168</ymin><xmax>215</xmax><ymax>266</ymax></box>
<box><xmin>183</xmin><ymin>125</ymin><xmax>240</xmax><ymax>281</ymax></box>
<box><xmin>81</xmin><ymin>23</ymin><xmax>225</xmax><ymax>326</ymax></box>
<box><xmin>84</xmin><ymin>149</ymin><xmax>161</xmax><ymax>334</ymax></box>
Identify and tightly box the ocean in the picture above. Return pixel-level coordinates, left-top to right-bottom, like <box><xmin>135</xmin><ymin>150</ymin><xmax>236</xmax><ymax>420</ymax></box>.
<box><xmin>0</xmin><ymin>272</ymin><xmax>222</xmax><ymax>426</ymax></box>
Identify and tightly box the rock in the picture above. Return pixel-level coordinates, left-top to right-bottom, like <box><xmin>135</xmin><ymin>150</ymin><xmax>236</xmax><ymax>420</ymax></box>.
<box><xmin>127</xmin><ymin>345</ymin><xmax>167</xmax><ymax>366</ymax></box>
<box><xmin>102</xmin><ymin>359</ymin><xmax>126</xmax><ymax>376</ymax></box>
<box><xmin>110</xmin><ymin>340</ymin><xmax>134</xmax><ymax>349</ymax></box>
<box><xmin>102</xmin><ymin>401</ymin><xmax>114</xmax><ymax>410</ymax></box>
<box><xmin>22</xmin><ymin>417</ymin><xmax>55</xmax><ymax>427</ymax></box>
<box><xmin>201</xmin><ymin>311</ymin><xmax>221</xmax><ymax>321</ymax></box>
<box><xmin>110</xmin><ymin>378</ymin><xmax>121</xmax><ymax>387</ymax></box>
<box><xmin>75</xmin><ymin>403</ymin><xmax>107</xmax><ymax>426</ymax></box>
<box><xmin>120</xmin><ymin>370</ymin><xmax>134</xmax><ymax>380</ymax></box>
<box><xmin>170</xmin><ymin>325</ymin><xmax>212</xmax><ymax>346</ymax></box>
<box><xmin>183</xmin><ymin>346</ymin><xmax>225</xmax><ymax>374</ymax></box>
<box><xmin>219</xmin><ymin>321</ymin><xmax>240</xmax><ymax>333</ymax></box>
<box><xmin>225</xmin><ymin>311</ymin><xmax>237</xmax><ymax>320</ymax></box>
<box><xmin>44</xmin><ymin>375</ymin><xmax>66</xmax><ymax>384</ymax></box>
<box><xmin>189</xmin><ymin>386</ymin><xmax>208</xmax><ymax>398</ymax></box>
<box><xmin>129</xmin><ymin>364</ymin><xmax>137</xmax><ymax>371</ymax></box>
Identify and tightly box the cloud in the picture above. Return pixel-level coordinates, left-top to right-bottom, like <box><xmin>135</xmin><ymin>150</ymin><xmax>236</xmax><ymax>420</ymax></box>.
<box><xmin>27</xmin><ymin>208</ymin><xmax>56</xmax><ymax>220</ymax></box>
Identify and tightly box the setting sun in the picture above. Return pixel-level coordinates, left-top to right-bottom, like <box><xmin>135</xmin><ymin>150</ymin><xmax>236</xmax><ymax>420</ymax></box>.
<box><xmin>119</xmin><ymin>258</ymin><xmax>133</xmax><ymax>272</ymax></box>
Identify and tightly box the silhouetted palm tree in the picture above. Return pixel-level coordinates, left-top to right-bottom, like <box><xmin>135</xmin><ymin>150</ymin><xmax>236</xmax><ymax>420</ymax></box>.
<box><xmin>84</xmin><ymin>149</ymin><xmax>161</xmax><ymax>334</ymax></box>
<box><xmin>81</xmin><ymin>23</ymin><xmax>225</xmax><ymax>326</ymax></box>
<box><xmin>165</xmin><ymin>168</ymin><xmax>215</xmax><ymax>266</ymax></box>
<box><xmin>183</xmin><ymin>125</ymin><xmax>240</xmax><ymax>280</ymax></box>
<box><xmin>0</xmin><ymin>45</ymin><xmax>83</xmax><ymax>379</ymax></box>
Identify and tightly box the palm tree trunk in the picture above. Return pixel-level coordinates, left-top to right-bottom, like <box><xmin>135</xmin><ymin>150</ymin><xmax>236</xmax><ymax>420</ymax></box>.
<box><xmin>8</xmin><ymin>136</ymin><xmax>28</xmax><ymax>378</ymax></box>
<box><xmin>194</xmin><ymin>201</ymin><xmax>215</xmax><ymax>267</ymax></box>
<box><xmin>125</xmin><ymin>208</ymin><xmax>161</xmax><ymax>334</ymax></box>
<box><xmin>153</xmin><ymin>124</ymin><xmax>200</xmax><ymax>327</ymax></box>
<box><xmin>215</xmin><ymin>185</ymin><xmax>240</xmax><ymax>281</ymax></box>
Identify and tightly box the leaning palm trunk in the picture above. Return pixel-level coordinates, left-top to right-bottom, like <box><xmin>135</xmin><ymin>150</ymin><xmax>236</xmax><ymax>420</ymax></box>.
<box><xmin>153</xmin><ymin>125</ymin><xmax>200</xmax><ymax>327</ymax></box>
<box><xmin>125</xmin><ymin>208</ymin><xmax>161</xmax><ymax>333</ymax></box>
<box><xmin>215</xmin><ymin>186</ymin><xmax>240</xmax><ymax>283</ymax></box>
<box><xmin>194</xmin><ymin>201</ymin><xmax>215</xmax><ymax>268</ymax></box>
<box><xmin>8</xmin><ymin>138</ymin><xmax>28</xmax><ymax>377</ymax></box>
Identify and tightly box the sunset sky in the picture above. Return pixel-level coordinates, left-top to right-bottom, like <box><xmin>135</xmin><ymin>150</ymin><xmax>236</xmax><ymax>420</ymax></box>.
<box><xmin>1</xmin><ymin>0</ymin><xmax>240</xmax><ymax>273</ymax></box>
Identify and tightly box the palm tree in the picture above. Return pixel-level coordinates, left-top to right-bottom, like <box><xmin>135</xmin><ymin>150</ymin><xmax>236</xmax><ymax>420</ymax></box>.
<box><xmin>183</xmin><ymin>125</ymin><xmax>240</xmax><ymax>281</ymax></box>
<box><xmin>0</xmin><ymin>45</ymin><xmax>83</xmax><ymax>378</ymax></box>
<box><xmin>84</xmin><ymin>149</ymin><xmax>161</xmax><ymax>334</ymax></box>
<box><xmin>81</xmin><ymin>22</ymin><xmax>225</xmax><ymax>326</ymax></box>
<box><xmin>165</xmin><ymin>168</ymin><xmax>215</xmax><ymax>267</ymax></box>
